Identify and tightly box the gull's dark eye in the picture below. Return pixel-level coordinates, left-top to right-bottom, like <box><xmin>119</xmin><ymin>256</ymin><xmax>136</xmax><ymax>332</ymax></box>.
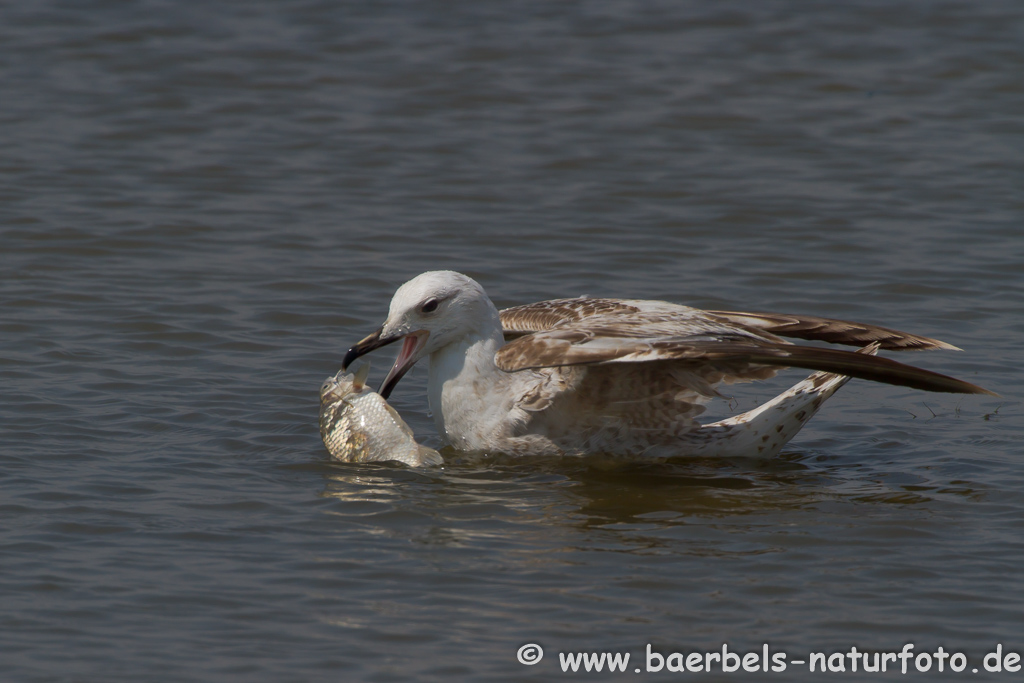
<box><xmin>421</xmin><ymin>298</ymin><xmax>439</xmax><ymax>313</ymax></box>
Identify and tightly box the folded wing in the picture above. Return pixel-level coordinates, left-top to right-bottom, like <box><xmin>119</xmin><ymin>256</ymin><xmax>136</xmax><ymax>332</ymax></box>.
<box><xmin>497</xmin><ymin>299</ymin><xmax>994</xmax><ymax>396</ymax></box>
<box><xmin>704</xmin><ymin>310</ymin><xmax>961</xmax><ymax>351</ymax></box>
<box><xmin>500</xmin><ymin>298</ymin><xmax>960</xmax><ymax>351</ymax></box>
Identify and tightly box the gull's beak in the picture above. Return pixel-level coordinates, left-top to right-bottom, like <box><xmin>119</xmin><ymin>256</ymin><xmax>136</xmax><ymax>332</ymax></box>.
<box><xmin>342</xmin><ymin>326</ymin><xmax>399</xmax><ymax>370</ymax></box>
<box><xmin>379</xmin><ymin>331</ymin><xmax>430</xmax><ymax>399</ymax></box>
<box><xmin>341</xmin><ymin>327</ymin><xmax>431</xmax><ymax>399</ymax></box>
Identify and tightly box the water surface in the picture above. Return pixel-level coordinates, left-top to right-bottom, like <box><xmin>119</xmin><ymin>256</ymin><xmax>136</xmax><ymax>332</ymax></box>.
<box><xmin>2</xmin><ymin>1</ymin><xmax>1022</xmax><ymax>681</ymax></box>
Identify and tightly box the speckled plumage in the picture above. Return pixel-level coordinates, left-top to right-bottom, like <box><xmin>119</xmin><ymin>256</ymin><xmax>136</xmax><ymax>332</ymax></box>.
<box><xmin>342</xmin><ymin>271</ymin><xmax>993</xmax><ymax>458</ymax></box>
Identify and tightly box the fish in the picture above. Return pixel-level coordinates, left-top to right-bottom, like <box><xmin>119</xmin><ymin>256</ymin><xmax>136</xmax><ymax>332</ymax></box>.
<box><xmin>318</xmin><ymin>364</ymin><xmax>443</xmax><ymax>467</ymax></box>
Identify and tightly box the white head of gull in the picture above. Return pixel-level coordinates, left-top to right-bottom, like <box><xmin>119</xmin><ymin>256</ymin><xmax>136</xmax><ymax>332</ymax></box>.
<box><xmin>343</xmin><ymin>270</ymin><xmax>995</xmax><ymax>457</ymax></box>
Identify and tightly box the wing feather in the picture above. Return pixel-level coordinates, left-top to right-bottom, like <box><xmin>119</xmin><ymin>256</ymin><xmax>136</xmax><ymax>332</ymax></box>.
<box><xmin>495</xmin><ymin>297</ymin><xmax>992</xmax><ymax>396</ymax></box>
<box><xmin>500</xmin><ymin>298</ymin><xmax>642</xmax><ymax>337</ymax></box>
<box><xmin>705</xmin><ymin>310</ymin><xmax>960</xmax><ymax>351</ymax></box>
<box><xmin>495</xmin><ymin>331</ymin><xmax>995</xmax><ymax>396</ymax></box>
<box><xmin>499</xmin><ymin>299</ymin><xmax>962</xmax><ymax>351</ymax></box>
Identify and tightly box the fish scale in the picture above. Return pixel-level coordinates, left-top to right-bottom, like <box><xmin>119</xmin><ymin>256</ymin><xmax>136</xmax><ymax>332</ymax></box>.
<box><xmin>319</xmin><ymin>366</ymin><xmax>443</xmax><ymax>467</ymax></box>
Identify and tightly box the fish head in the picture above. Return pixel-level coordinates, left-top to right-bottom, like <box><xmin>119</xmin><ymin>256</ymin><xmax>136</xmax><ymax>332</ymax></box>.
<box><xmin>320</xmin><ymin>363</ymin><xmax>373</xmax><ymax>404</ymax></box>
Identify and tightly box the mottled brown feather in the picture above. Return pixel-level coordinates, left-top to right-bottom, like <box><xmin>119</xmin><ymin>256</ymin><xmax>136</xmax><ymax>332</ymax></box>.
<box><xmin>500</xmin><ymin>298</ymin><xmax>642</xmax><ymax>337</ymax></box>
<box><xmin>705</xmin><ymin>310</ymin><xmax>960</xmax><ymax>351</ymax></box>
<box><xmin>495</xmin><ymin>297</ymin><xmax>993</xmax><ymax>397</ymax></box>
<box><xmin>496</xmin><ymin>330</ymin><xmax>994</xmax><ymax>396</ymax></box>
<box><xmin>501</xmin><ymin>299</ymin><xmax>961</xmax><ymax>351</ymax></box>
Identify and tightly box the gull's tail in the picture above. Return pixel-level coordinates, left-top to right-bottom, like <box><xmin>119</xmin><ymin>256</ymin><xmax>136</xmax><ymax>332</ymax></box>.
<box><xmin>678</xmin><ymin>343</ymin><xmax>882</xmax><ymax>458</ymax></box>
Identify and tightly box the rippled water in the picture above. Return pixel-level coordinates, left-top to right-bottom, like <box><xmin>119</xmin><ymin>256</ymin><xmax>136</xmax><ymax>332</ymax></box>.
<box><xmin>2</xmin><ymin>1</ymin><xmax>1022</xmax><ymax>681</ymax></box>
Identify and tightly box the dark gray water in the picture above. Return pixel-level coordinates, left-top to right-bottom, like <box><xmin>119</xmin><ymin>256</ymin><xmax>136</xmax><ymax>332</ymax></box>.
<box><xmin>3</xmin><ymin>1</ymin><xmax>1022</xmax><ymax>681</ymax></box>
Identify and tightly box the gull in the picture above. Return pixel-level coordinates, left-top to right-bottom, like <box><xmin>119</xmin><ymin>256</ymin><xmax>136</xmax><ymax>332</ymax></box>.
<box><xmin>342</xmin><ymin>271</ymin><xmax>994</xmax><ymax>458</ymax></box>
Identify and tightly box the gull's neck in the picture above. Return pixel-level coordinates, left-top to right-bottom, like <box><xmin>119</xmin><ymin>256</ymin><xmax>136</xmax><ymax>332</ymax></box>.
<box><xmin>426</xmin><ymin>314</ymin><xmax>509</xmax><ymax>451</ymax></box>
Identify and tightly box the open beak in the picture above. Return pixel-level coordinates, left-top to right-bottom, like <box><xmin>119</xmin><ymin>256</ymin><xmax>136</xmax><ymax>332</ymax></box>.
<box><xmin>341</xmin><ymin>327</ymin><xmax>430</xmax><ymax>399</ymax></box>
<box><xmin>378</xmin><ymin>331</ymin><xmax>430</xmax><ymax>399</ymax></box>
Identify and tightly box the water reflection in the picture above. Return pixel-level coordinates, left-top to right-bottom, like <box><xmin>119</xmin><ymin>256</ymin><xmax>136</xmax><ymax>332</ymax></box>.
<box><xmin>312</xmin><ymin>446</ymin><xmax>976</xmax><ymax>541</ymax></box>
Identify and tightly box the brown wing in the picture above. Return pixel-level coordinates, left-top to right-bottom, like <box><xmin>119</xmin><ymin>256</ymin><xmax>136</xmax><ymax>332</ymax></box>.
<box><xmin>706</xmin><ymin>310</ymin><xmax>961</xmax><ymax>351</ymax></box>
<box><xmin>495</xmin><ymin>330</ymin><xmax>995</xmax><ymax>396</ymax></box>
<box><xmin>501</xmin><ymin>299</ymin><xmax>960</xmax><ymax>351</ymax></box>
<box><xmin>500</xmin><ymin>298</ymin><xmax>641</xmax><ymax>338</ymax></box>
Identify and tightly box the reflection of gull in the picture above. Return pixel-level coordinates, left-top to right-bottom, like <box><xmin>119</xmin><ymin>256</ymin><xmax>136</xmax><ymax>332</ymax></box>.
<box><xmin>342</xmin><ymin>271</ymin><xmax>994</xmax><ymax>457</ymax></box>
